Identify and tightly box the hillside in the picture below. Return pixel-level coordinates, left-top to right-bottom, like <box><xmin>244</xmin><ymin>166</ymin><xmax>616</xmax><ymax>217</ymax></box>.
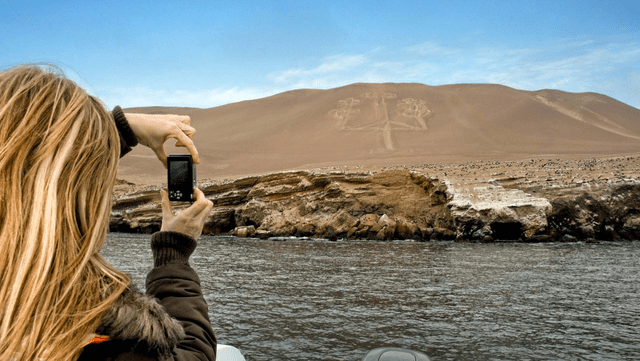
<box><xmin>117</xmin><ymin>83</ymin><xmax>640</xmax><ymax>183</ymax></box>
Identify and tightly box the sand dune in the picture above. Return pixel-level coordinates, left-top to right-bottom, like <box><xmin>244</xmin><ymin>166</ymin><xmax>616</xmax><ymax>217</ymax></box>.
<box><xmin>117</xmin><ymin>83</ymin><xmax>640</xmax><ymax>184</ymax></box>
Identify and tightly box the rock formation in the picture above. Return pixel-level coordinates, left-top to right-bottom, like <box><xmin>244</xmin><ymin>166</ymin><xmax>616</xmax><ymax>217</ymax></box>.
<box><xmin>111</xmin><ymin>159</ymin><xmax>640</xmax><ymax>242</ymax></box>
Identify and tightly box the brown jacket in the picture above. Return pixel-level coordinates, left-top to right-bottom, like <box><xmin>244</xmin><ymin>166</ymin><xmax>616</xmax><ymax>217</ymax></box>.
<box><xmin>80</xmin><ymin>110</ymin><xmax>217</xmax><ymax>360</ymax></box>
<box><xmin>78</xmin><ymin>232</ymin><xmax>217</xmax><ymax>361</ymax></box>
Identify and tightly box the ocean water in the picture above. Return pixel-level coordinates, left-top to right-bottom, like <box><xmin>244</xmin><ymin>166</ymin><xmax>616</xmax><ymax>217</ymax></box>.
<box><xmin>103</xmin><ymin>234</ymin><xmax>640</xmax><ymax>360</ymax></box>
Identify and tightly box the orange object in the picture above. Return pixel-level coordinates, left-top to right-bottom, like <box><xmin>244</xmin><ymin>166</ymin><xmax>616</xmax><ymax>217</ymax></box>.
<box><xmin>88</xmin><ymin>336</ymin><xmax>110</xmax><ymax>344</ymax></box>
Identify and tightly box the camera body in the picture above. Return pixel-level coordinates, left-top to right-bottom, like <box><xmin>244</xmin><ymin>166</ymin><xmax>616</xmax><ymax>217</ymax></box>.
<box><xmin>167</xmin><ymin>154</ymin><xmax>196</xmax><ymax>202</ymax></box>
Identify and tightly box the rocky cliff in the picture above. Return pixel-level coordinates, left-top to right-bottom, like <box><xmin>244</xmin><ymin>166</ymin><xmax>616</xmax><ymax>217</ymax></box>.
<box><xmin>111</xmin><ymin>157</ymin><xmax>640</xmax><ymax>242</ymax></box>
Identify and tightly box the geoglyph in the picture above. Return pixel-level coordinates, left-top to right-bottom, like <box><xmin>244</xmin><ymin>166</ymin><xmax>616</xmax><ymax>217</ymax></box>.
<box><xmin>329</xmin><ymin>92</ymin><xmax>431</xmax><ymax>150</ymax></box>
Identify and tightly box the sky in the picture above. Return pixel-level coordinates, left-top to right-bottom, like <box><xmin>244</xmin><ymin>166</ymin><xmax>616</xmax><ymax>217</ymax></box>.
<box><xmin>1</xmin><ymin>0</ymin><xmax>639</xmax><ymax>109</ymax></box>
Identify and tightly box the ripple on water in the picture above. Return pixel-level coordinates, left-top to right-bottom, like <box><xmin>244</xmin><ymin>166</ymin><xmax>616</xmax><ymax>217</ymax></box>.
<box><xmin>103</xmin><ymin>234</ymin><xmax>640</xmax><ymax>361</ymax></box>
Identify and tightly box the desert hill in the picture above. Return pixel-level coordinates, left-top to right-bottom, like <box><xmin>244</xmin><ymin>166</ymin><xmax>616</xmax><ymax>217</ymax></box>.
<box><xmin>117</xmin><ymin>83</ymin><xmax>640</xmax><ymax>184</ymax></box>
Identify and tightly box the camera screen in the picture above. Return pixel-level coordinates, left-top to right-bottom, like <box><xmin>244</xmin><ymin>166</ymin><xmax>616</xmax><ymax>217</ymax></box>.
<box><xmin>169</xmin><ymin>160</ymin><xmax>189</xmax><ymax>185</ymax></box>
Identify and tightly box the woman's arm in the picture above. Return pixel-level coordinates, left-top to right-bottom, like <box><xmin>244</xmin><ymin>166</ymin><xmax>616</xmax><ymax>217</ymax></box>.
<box><xmin>124</xmin><ymin>112</ymin><xmax>199</xmax><ymax>168</ymax></box>
<box><xmin>146</xmin><ymin>188</ymin><xmax>216</xmax><ymax>360</ymax></box>
<box><xmin>146</xmin><ymin>232</ymin><xmax>217</xmax><ymax>361</ymax></box>
<box><xmin>110</xmin><ymin>106</ymin><xmax>199</xmax><ymax>167</ymax></box>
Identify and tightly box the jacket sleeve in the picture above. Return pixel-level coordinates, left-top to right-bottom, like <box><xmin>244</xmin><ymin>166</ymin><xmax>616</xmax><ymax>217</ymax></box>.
<box><xmin>146</xmin><ymin>231</ymin><xmax>217</xmax><ymax>361</ymax></box>
<box><xmin>111</xmin><ymin>105</ymin><xmax>139</xmax><ymax>158</ymax></box>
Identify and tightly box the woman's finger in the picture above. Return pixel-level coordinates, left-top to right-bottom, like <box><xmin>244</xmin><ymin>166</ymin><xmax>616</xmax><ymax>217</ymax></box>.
<box><xmin>196</xmin><ymin>190</ymin><xmax>214</xmax><ymax>222</ymax></box>
<box><xmin>180</xmin><ymin>201</ymin><xmax>208</xmax><ymax>219</ymax></box>
<box><xmin>181</xmin><ymin>189</ymin><xmax>211</xmax><ymax>218</ymax></box>
<box><xmin>194</xmin><ymin>188</ymin><xmax>213</xmax><ymax>210</ymax></box>
<box><xmin>196</xmin><ymin>195</ymin><xmax>214</xmax><ymax>223</ymax></box>
<box><xmin>172</xmin><ymin>131</ymin><xmax>200</xmax><ymax>164</ymax></box>
<box><xmin>173</xmin><ymin>123</ymin><xmax>196</xmax><ymax>147</ymax></box>
<box><xmin>177</xmin><ymin>122</ymin><xmax>196</xmax><ymax>138</ymax></box>
<box><xmin>170</xmin><ymin>114</ymin><xmax>191</xmax><ymax>126</ymax></box>
<box><xmin>153</xmin><ymin>145</ymin><xmax>169</xmax><ymax>169</ymax></box>
<box><xmin>160</xmin><ymin>189</ymin><xmax>172</xmax><ymax>217</ymax></box>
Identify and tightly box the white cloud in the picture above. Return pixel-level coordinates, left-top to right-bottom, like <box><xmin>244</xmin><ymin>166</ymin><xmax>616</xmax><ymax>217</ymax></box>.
<box><xmin>602</xmin><ymin>72</ymin><xmax>640</xmax><ymax>110</ymax></box>
<box><xmin>498</xmin><ymin>44</ymin><xmax>639</xmax><ymax>92</ymax></box>
<box><xmin>269</xmin><ymin>54</ymin><xmax>367</xmax><ymax>83</ymax></box>
<box><xmin>416</xmin><ymin>40</ymin><xmax>640</xmax><ymax>100</ymax></box>
<box><xmin>97</xmin><ymin>38</ymin><xmax>640</xmax><ymax>109</ymax></box>
<box><xmin>98</xmin><ymin>86</ymin><xmax>285</xmax><ymax>109</ymax></box>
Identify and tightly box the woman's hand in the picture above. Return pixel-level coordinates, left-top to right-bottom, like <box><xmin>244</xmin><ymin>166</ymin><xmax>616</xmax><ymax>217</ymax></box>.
<box><xmin>125</xmin><ymin>112</ymin><xmax>200</xmax><ymax>168</ymax></box>
<box><xmin>160</xmin><ymin>188</ymin><xmax>212</xmax><ymax>240</ymax></box>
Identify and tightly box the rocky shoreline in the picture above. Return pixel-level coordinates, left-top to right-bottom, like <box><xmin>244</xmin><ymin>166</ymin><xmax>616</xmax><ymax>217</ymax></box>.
<box><xmin>111</xmin><ymin>156</ymin><xmax>640</xmax><ymax>242</ymax></box>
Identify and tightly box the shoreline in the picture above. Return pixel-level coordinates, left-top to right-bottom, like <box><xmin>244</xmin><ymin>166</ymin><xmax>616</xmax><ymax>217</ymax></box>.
<box><xmin>111</xmin><ymin>155</ymin><xmax>640</xmax><ymax>242</ymax></box>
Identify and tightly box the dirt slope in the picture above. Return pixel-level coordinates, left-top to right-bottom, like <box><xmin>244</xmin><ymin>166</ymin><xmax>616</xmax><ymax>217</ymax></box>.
<box><xmin>117</xmin><ymin>83</ymin><xmax>640</xmax><ymax>184</ymax></box>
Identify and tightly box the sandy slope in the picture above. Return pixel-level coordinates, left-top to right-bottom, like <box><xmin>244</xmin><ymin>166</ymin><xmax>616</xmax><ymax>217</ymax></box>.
<box><xmin>116</xmin><ymin>83</ymin><xmax>640</xmax><ymax>184</ymax></box>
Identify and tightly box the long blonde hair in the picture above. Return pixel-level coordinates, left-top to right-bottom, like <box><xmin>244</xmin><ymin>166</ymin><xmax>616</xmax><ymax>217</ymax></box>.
<box><xmin>0</xmin><ymin>65</ymin><xmax>130</xmax><ymax>361</ymax></box>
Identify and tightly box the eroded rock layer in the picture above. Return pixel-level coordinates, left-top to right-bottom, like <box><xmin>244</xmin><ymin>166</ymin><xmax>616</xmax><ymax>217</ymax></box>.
<box><xmin>111</xmin><ymin>165</ymin><xmax>640</xmax><ymax>242</ymax></box>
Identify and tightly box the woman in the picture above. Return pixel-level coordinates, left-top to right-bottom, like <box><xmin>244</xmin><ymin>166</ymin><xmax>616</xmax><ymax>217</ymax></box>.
<box><xmin>0</xmin><ymin>65</ymin><xmax>215</xmax><ymax>361</ymax></box>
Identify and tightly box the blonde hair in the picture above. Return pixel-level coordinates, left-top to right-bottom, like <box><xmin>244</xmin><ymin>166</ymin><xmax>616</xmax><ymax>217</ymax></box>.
<box><xmin>0</xmin><ymin>65</ymin><xmax>130</xmax><ymax>361</ymax></box>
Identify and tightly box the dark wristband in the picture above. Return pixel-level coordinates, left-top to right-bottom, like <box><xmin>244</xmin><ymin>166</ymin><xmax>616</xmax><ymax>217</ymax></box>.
<box><xmin>112</xmin><ymin>105</ymin><xmax>139</xmax><ymax>148</ymax></box>
<box><xmin>151</xmin><ymin>231</ymin><xmax>197</xmax><ymax>267</ymax></box>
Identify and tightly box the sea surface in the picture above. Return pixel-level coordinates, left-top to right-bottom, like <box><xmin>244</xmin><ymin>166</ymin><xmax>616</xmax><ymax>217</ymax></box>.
<box><xmin>103</xmin><ymin>234</ymin><xmax>640</xmax><ymax>361</ymax></box>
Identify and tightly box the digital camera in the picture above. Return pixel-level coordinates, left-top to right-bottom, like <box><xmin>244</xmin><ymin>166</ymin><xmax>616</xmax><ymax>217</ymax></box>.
<box><xmin>167</xmin><ymin>154</ymin><xmax>196</xmax><ymax>202</ymax></box>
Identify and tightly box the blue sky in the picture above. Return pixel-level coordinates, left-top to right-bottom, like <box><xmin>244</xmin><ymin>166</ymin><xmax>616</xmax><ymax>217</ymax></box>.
<box><xmin>1</xmin><ymin>0</ymin><xmax>639</xmax><ymax>109</ymax></box>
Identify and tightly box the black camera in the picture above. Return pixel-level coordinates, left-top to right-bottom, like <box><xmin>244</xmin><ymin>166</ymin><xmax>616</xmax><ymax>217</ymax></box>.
<box><xmin>167</xmin><ymin>154</ymin><xmax>196</xmax><ymax>202</ymax></box>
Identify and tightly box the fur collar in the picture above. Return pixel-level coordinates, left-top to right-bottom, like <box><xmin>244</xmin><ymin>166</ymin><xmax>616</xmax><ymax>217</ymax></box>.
<box><xmin>95</xmin><ymin>285</ymin><xmax>185</xmax><ymax>357</ymax></box>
